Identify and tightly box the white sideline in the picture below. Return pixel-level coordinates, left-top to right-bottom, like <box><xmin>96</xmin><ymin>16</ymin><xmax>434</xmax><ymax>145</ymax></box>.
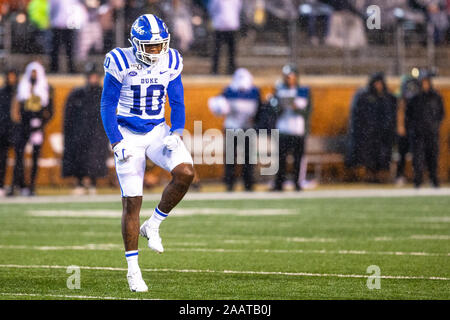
<box><xmin>0</xmin><ymin>264</ymin><xmax>448</xmax><ymax>281</ymax></box>
<box><xmin>0</xmin><ymin>292</ymin><xmax>157</xmax><ymax>300</ymax></box>
<box><xmin>2</xmin><ymin>187</ymin><xmax>450</xmax><ymax>204</ymax></box>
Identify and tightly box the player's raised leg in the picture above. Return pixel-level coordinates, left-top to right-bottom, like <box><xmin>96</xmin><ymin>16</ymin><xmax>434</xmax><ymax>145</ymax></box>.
<box><xmin>140</xmin><ymin>162</ymin><xmax>194</xmax><ymax>253</ymax></box>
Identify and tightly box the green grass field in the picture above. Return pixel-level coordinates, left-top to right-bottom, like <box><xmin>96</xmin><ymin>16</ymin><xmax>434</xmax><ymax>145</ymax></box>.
<box><xmin>0</xmin><ymin>193</ymin><xmax>449</xmax><ymax>300</ymax></box>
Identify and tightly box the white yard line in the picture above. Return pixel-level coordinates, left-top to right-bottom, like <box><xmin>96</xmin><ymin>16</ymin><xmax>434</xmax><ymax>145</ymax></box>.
<box><xmin>0</xmin><ymin>264</ymin><xmax>448</xmax><ymax>281</ymax></box>
<box><xmin>375</xmin><ymin>235</ymin><xmax>450</xmax><ymax>241</ymax></box>
<box><xmin>287</xmin><ymin>237</ymin><xmax>337</xmax><ymax>243</ymax></box>
<box><xmin>0</xmin><ymin>244</ymin><xmax>448</xmax><ymax>257</ymax></box>
<box><xmin>410</xmin><ymin>235</ymin><xmax>450</xmax><ymax>240</ymax></box>
<box><xmin>0</xmin><ymin>292</ymin><xmax>157</xmax><ymax>300</ymax></box>
<box><xmin>2</xmin><ymin>187</ymin><xmax>450</xmax><ymax>204</ymax></box>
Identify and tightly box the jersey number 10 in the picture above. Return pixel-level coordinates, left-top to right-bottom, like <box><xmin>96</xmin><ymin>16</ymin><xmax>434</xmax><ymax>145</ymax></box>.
<box><xmin>130</xmin><ymin>84</ymin><xmax>165</xmax><ymax>116</ymax></box>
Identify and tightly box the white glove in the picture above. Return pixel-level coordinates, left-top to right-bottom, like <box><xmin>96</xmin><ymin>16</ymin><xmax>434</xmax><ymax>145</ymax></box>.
<box><xmin>208</xmin><ymin>95</ymin><xmax>230</xmax><ymax>116</ymax></box>
<box><xmin>163</xmin><ymin>134</ymin><xmax>181</xmax><ymax>151</ymax></box>
<box><xmin>113</xmin><ymin>140</ymin><xmax>133</xmax><ymax>162</ymax></box>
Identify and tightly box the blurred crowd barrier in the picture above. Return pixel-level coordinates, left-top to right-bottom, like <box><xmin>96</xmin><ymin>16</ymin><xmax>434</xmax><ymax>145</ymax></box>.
<box><xmin>1</xmin><ymin>75</ymin><xmax>449</xmax><ymax>187</ymax></box>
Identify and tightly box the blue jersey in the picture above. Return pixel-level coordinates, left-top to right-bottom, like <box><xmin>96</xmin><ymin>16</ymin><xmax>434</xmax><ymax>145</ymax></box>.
<box><xmin>222</xmin><ymin>86</ymin><xmax>260</xmax><ymax>130</ymax></box>
<box><xmin>101</xmin><ymin>47</ymin><xmax>185</xmax><ymax>144</ymax></box>
<box><xmin>275</xmin><ymin>84</ymin><xmax>311</xmax><ymax>136</ymax></box>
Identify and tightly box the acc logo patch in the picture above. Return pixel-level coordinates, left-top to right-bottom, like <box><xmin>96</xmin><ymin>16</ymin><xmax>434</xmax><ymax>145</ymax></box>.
<box><xmin>128</xmin><ymin>71</ymin><xmax>138</xmax><ymax>77</ymax></box>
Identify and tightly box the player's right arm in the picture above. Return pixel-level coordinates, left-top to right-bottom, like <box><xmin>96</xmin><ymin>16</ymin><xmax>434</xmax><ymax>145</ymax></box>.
<box><xmin>100</xmin><ymin>51</ymin><xmax>131</xmax><ymax>161</ymax></box>
<box><xmin>100</xmin><ymin>51</ymin><xmax>124</xmax><ymax>147</ymax></box>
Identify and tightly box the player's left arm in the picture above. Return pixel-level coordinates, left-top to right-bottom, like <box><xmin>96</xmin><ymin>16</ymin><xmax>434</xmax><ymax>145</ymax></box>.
<box><xmin>167</xmin><ymin>74</ymin><xmax>185</xmax><ymax>137</ymax></box>
<box><xmin>167</xmin><ymin>49</ymin><xmax>185</xmax><ymax>137</ymax></box>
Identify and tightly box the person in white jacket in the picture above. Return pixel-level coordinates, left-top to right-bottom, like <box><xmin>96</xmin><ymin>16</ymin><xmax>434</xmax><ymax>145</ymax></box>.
<box><xmin>208</xmin><ymin>0</ymin><xmax>243</xmax><ymax>74</ymax></box>
<box><xmin>49</xmin><ymin>0</ymin><xmax>85</xmax><ymax>73</ymax></box>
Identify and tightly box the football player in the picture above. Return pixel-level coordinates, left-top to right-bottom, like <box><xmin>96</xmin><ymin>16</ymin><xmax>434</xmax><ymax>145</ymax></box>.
<box><xmin>100</xmin><ymin>14</ymin><xmax>194</xmax><ymax>292</ymax></box>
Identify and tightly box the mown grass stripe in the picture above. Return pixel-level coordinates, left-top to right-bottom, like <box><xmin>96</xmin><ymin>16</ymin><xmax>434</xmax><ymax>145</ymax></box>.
<box><xmin>0</xmin><ymin>264</ymin><xmax>448</xmax><ymax>281</ymax></box>
<box><xmin>0</xmin><ymin>244</ymin><xmax>448</xmax><ymax>257</ymax></box>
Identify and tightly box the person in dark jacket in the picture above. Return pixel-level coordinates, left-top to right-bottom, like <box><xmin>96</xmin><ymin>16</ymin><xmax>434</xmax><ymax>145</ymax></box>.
<box><xmin>406</xmin><ymin>72</ymin><xmax>445</xmax><ymax>188</ymax></box>
<box><xmin>345</xmin><ymin>72</ymin><xmax>397</xmax><ymax>182</ymax></box>
<box><xmin>319</xmin><ymin>0</ymin><xmax>363</xmax><ymax>17</ymax></box>
<box><xmin>9</xmin><ymin>61</ymin><xmax>53</xmax><ymax>196</ymax></box>
<box><xmin>0</xmin><ymin>69</ymin><xmax>19</xmax><ymax>197</ymax></box>
<box><xmin>395</xmin><ymin>73</ymin><xmax>421</xmax><ymax>186</ymax></box>
<box><xmin>62</xmin><ymin>64</ymin><xmax>109</xmax><ymax>195</ymax></box>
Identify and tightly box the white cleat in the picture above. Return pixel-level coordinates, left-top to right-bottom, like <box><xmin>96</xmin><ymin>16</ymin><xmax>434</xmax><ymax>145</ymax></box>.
<box><xmin>140</xmin><ymin>220</ymin><xmax>164</xmax><ymax>253</ymax></box>
<box><xmin>127</xmin><ymin>270</ymin><xmax>148</xmax><ymax>292</ymax></box>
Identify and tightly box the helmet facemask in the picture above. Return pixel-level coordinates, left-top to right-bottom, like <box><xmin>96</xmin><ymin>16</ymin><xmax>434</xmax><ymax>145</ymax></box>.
<box><xmin>131</xmin><ymin>36</ymin><xmax>170</xmax><ymax>66</ymax></box>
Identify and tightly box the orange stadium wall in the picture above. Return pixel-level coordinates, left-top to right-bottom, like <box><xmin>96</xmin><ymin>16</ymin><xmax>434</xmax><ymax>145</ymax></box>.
<box><xmin>2</xmin><ymin>75</ymin><xmax>450</xmax><ymax>187</ymax></box>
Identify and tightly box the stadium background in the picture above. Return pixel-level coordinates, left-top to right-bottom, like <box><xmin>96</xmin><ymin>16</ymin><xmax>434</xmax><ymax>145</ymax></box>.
<box><xmin>1</xmin><ymin>0</ymin><xmax>450</xmax><ymax>188</ymax></box>
<box><xmin>0</xmin><ymin>76</ymin><xmax>450</xmax><ymax>187</ymax></box>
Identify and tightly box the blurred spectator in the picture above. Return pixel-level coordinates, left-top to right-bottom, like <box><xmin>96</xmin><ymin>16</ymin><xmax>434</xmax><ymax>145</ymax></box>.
<box><xmin>49</xmin><ymin>0</ymin><xmax>85</xmax><ymax>73</ymax></box>
<box><xmin>270</xmin><ymin>64</ymin><xmax>312</xmax><ymax>191</ymax></box>
<box><xmin>144</xmin><ymin>0</ymin><xmax>194</xmax><ymax>52</ymax></box>
<box><xmin>171</xmin><ymin>0</ymin><xmax>194</xmax><ymax>52</ymax></box>
<box><xmin>0</xmin><ymin>69</ymin><xmax>18</xmax><ymax>197</ymax></box>
<box><xmin>62</xmin><ymin>64</ymin><xmax>109</xmax><ymax>195</ymax></box>
<box><xmin>27</xmin><ymin>0</ymin><xmax>50</xmax><ymax>54</ymax></box>
<box><xmin>144</xmin><ymin>0</ymin><xmax>167</xmax><ymax>18</ymax></box>
<box><xmin>27</xmin><ymin>0</ymin><xmax>48</xmax><ymax>30</ymax></box>
<box><xmin>265</xmin><ymin>0</ymin><xmax>298</xmax><ymax>21</ymax></box>
<box><xmin>412</xmin><ymin>0</ymin><xmax>449</xmax><ymax>45</ymax></box>
<box><xmin>193</xmin><ymin>0</ymin><xmax>210</xmax><ymax>13</ymax></box>
<box><xmin>98</xmin><ymin>1</ymin><xmax>115</xmax><ymax>53</ymax></box>
<box><xmin>77</xmin><ymin>0</ymin><xmax>103</xmax><ymax>63</ymax></box>
<box><xmin>0</xmin><ymin>0</ymin><xmax>28</xmax><ymax>12</ymax></box>
<box><xmin>394</xmin><ymin>72</ymin><xmax>421</xmax><ymax>186</ymax></box>
<box><xmin>208</xmin><ymin>68</ymin><xmax>261</xmax><ymax>191</ymax></box>
<box><xmin>124</xmin><ymin>0</ymin><xmax>142</xmax><ymax>33</ymax></box>
<box><xmin>265</xmin><ymin>0</ymin><xmax>299</xmax><ymax>44</ymax></box>
<box><xmin>321</xmin><ymin>0</ymin><xmax>367</xmax><ymax>49</ymax></box>
<box><xmin>367</xmin><ymin>0</ymin><xmax>425</xmax><ymax>30</ymax></box>
<box><xmin>406</xmin><ymin>71</ymin><xmax>445</xmax><ymax>188</ymax></box>
<box><xmin>208</xmin><ymin>0</ymin><xmax>242</xmax><ymax>74</ymax></box>
<box><xmin>125</xmin><ymin>0</ymin><xmax>165</xmax><ymax>44</ymax></box>
<box><xmin>345</xmin><ymin>72</ymin><xmax>397</xmax><ymax>183</ymax></box>
<box><xmin>300</xmin><ymin>0</ymin><xmax>333</xmax><ymax>46</ymax></box>
<box><xmin>7</xmin><ymin>1</ymin><xmax>31</xmax><ymax>53</ymax></box>
<box><xmin>254</xmin><ymin>94</ymin><xmax>278</xmax><ymax>132</ymax></box>
<box><xmin>9</xmin><ymin>61</ymin><xmax>53</xmax><ymax>196</ymax></box>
